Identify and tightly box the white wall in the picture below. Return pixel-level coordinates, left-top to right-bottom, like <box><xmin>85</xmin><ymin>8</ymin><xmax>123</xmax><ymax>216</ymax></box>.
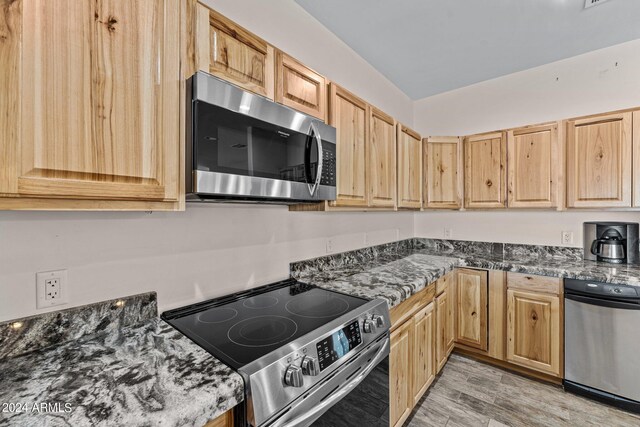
<box><xmin>414</xmin><ymin>211</ymin><xmax>640</xmax><ymax>247</ymax></box>
<box><xmin>202</xmin><ymin>0</ymin><xmax>414</xmax><ymax>125</ymax></box>
<box><xmin>0</xmin><ymin>207</ymin><xmax>413</xmax><ymax>322</ymax></box>
<box><xmin>413</xmin><ymin>39</ymin><xmax>640</xmax><ymax>247</ymax></box>
<box><xmin>413</xmin><ymin>39</ymin><xmax>640</xmax><ymax>136</ymax></box>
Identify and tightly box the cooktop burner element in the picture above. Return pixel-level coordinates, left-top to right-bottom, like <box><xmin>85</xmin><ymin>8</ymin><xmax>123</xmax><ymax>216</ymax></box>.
<box><xmin>242</xmin><ymin>295</ymin><xmax>279</xmax><ymax>309</ymax></box>
<box><xmin>229</xmin><ymin>315</ymin><xmax>298</xmax><ymax>347</ymax></box>
<box><xmin>196</xmin><ymin>307</ymin><xmax>238</xmax><ymax>324</ymax></box>
<box><xmin>163</xmin><ymin>279</ymin><xmax>369</xmax><ymax>368</ymax></box>
<box><xmin>285</xmin><ymin>295</ymin><xmax>349</xmax><ymax>318</ymax></box>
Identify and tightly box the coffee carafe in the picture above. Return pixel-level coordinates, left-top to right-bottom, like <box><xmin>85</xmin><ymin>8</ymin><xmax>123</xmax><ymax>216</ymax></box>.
<box><xmin>590</xmin><ymin>229</ymin><xmax>626</xmax><ymax>263</ymax></box>
<box><xmin>583</xmin><ymin>222</ymin><xmax>639</xmax><ymax>264</ymax></box>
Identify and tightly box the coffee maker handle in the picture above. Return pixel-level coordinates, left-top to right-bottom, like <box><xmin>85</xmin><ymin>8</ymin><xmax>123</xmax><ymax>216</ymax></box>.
<box><xmin>591</xmin><ymin>240</ymin><xmax>601</xmax><ymax>256</ymax></box>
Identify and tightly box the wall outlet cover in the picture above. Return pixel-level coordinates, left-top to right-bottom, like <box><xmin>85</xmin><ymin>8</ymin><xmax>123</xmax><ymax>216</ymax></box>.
<box><xmin>36</xmin><ymin>269</ymin><xmax>69</xmax><ymax>309</ymax></box>
<box><xmin>561</xmin><ymin>231</ymin><xmax>574</xmax><ymax>245</ymax></box>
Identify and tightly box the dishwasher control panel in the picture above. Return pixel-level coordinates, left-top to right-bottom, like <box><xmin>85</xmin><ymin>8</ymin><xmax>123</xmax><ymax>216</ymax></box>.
<box><xmin>565</xmin><ymin>279</ymin><xmax>639</xmax><ymax>298</ymax></box>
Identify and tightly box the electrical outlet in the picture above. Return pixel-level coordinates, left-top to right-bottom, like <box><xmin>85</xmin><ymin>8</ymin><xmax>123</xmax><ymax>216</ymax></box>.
<box><xmin>561</xmin><ymin>231</ymin><xmax>574</xmax><ymax>245</ymax></box>
<box><xmin>36</xmin><ymin>270</ymin><xmax>69</xmax><ymax>309</ymax></box>
<box><xmin>444</xmin><ymin>228</ymin><xmax>453</xmax><ymax>239</ymax></box>
<box><xmin>326</xmin><ymin>238</ymin><xmax>334</xmax><ymax>254</ymax></box>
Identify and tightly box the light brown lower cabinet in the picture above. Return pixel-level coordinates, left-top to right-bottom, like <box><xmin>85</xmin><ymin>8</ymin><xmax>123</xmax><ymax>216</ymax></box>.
<box><xmin>204</xmin><ymin>409</ymin><xmax>233</xmax><ymax>427</ymax></box>
<box><xmin>390</xmin><ymin>319</ymin><xmax>412</xmax><ymax>427</ymax></box>
<box><xmin>455</xmin><ymin>268</ymin><xmax>488</xmax><ymax>351</ymax></box>
<box><xmin>506</xmin><ymin>288</ymin><xmax>561</xmax><ymax>377</ymax></box>
<box><xmin>412</xmin><ymin>302</ymin><xmax>436</xmax><ymax>403</ymax></box>
<box><xmin>435</xmin><ymin>272</ymin><xmax>456</xmax><ymax>372</ymax></box>
<box><xmin>389</xmin><ymin>285</ymin><xmax>436</xmax><ymax>427</ymax></box>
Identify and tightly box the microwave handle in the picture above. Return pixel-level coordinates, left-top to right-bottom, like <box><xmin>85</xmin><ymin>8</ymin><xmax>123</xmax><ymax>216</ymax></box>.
<box><xmin>307</xmin><ymin>122</ymin><xmax>324</xmax><ymax>197</ymax></box>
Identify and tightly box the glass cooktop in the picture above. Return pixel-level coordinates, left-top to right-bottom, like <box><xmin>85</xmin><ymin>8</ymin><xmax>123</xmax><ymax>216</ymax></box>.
<box><xmin>162</xmin><ymin>279</ymin><xmax>368</xmax><ymax>369</ymax></box>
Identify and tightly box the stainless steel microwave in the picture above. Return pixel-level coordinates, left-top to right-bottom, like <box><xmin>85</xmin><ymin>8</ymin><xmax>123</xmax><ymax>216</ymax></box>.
<box><xmin>186</xmin><ymin>72</ymin><xmax>337</xmax><ymax>203</ymax></box>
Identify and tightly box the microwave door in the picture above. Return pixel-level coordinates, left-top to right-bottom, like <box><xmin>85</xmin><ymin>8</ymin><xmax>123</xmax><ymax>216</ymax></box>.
<box><xmin>304</xmin><ymin>122</ymin><xmax>324</xmax><ymax>197</ymax></box>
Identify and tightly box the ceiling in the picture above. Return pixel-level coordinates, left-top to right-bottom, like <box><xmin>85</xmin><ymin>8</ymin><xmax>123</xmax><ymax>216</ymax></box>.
<box><xmin>295</xmin><ymin>0</ymin><xmax>640</xmax><ymax>100</ymax></box>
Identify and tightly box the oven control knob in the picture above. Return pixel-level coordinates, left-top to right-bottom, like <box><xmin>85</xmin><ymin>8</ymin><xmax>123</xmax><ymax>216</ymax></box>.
<box><xmin>372</xmin><ymin>315</ymin><xmax>385</xmax><ymax>328</ymax></box>
<box><xmin>301</xmin><ymin>356</ymin><xmax>319</xmax><ymax>376</ymax></box>
<box><xmin>363</xmin><ymin>319</ymin><xmax>377</xmax><ymax>334</ymax></box>
<box><xmin>284</xmin><ymin>365</ymin><xmax>304</xmax><ymax>387</ymax></box>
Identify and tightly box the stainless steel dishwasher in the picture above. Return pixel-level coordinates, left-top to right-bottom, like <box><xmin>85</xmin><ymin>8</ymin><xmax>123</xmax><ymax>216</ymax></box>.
<box><xmin>564</xmin><ymin>278</ymin><xmax>640</xmax><ymax>413</ymax></box>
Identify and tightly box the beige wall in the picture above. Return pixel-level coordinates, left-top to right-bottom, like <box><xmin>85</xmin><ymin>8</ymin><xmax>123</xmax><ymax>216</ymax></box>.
<box><xmin>203</xmin><ymin>0</ymin><xmax>414</xmax><ymax>125</ymax></box>
<box><xmin>0</xmin><ymin>1</ymin><xmax>415</xmax><ymax>322</ymax></box>
<box><xmin>413</xmin><ymin>39</ymin><xmax>640</xmax><ymax>248</ymax></box>
<box><xmin>414</xmin><ymin>211</ymin><xmax>640</xmax><ymax>247</ymax></box>
<box><xmin>0</xmin><ymin>207</ymin><xmax>413</xmax><ymax>322</ymax></box>
<box><xmin>413</xmin><ymin>39</ymin><xmax>640</xmax><ymax>136</ymax></box>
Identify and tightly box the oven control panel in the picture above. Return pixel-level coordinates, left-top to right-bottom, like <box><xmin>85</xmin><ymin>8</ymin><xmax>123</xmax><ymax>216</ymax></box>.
<box><xmin>315</xmin><ymin>320</ymin><xmax>362</xmax><ymax>372</ymax></box>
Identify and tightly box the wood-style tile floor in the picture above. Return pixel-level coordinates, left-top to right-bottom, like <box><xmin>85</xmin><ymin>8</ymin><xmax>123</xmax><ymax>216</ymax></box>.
<box><xmin>405</xmin><ymin>353</ymin><xmax>640</xmax><ymax>427</ymax></box>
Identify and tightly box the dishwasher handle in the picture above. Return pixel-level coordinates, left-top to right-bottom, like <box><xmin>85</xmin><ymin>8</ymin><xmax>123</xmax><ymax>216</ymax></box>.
<box><xmin>565</xmin><ymin>293</ymin><xmax>640</xmax><ymax>310</ymax></box>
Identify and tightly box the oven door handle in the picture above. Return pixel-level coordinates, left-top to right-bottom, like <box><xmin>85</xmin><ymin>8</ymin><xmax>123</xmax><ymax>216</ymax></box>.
<box><xmin>278</xmin><ymin>336</ymin><xmax>389</xmax><ymax>427</ymax></box>
<box><xmin>306</xmin><ymin>122</ymin><xmax>323</xmax><ymax>197</ymax></box>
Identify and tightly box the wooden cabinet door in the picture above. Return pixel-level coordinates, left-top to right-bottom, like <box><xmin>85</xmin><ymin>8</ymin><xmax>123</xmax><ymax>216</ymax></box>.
<box><xmin>424</xmin><ymin>137</ymin><xmax>462</xmax><ymax>209</ymax></box>
<box><xmin>369</xmin><ymin>107</ymin><xmax>397</xmax><ymax>207</ymax></box>
<box><xmin>507</xmin><ymin>123</ymin><xmax>562</xmax><ymax>208</ymax></box>
<box><xmin>390</xmin><ymin>320</ymin><xmax>412</xmax><ymax>427</ymax></box>
<box><xmin>1</xmin><ymin>0</ymin><xmax>181</xmax><ymax>205</ymax></box>
<box><xmin>506</xmin><ymin>289</ymin><xmax>561</xmax><ymax>377</ymax></box>
<box><xmin>566</xmin><ymin>112</ymin><xmax>632</xmax><ymax>207</ymax></box>
<box><xmin>412</xmin><ymin>302</ymin><xmax>435</xmax><ymax>405</ymax></box>
<box><xmin>204</xmin><ymin>409</ymin><xmax>233</xmax><ymax>427</ymax></box>
<box><xmin>464</xmin><ymin>132</ymin><xmax>507</xmax><ymax>208</ymax></box>
<box><xmin>445</xmin><ymin>275</ymin><xmax>456</xmax><ymax>355</ymax></box>
<box><xmin>435</xmin><ymin>290</ymin><xmax>449</xmax><ymax>373</ymax></box>
<box><xmin>328</xmin><ymin>84</ymin><xmax>368</xmax><ymax>207</ymax></box>
<box><xmin>397</xmin><ymin>124</ymin><xmax>422</xmax><ymax>209</ymax></box>
<box><xmin>195</xmin><ymin>5</ymin><xmax>275</xmax><ymax>99</ymax></box>
<box><xmin>455</xmin><ymin>268</ymin><xmax>488</xmax><ymax>351</ymax></box>
<box><xmin>631</xmin><ymin>110</ymin><xmax>640</xmax><ymax>207</ymax></box>
<box><xmin>275</xmin><ymin>51</ymin><xmax>326</xmax><ymax>121</ymax></box>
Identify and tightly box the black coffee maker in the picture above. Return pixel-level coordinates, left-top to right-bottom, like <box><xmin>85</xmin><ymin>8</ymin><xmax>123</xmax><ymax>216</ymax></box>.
<box><xmin>583</xmin><ymin>222</ymin><xmax>639</xmax><ymax>264</ymax></box>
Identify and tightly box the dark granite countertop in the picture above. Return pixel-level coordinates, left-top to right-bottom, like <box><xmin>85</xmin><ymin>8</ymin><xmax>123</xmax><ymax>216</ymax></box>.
<box><xmin>291</xmin><ymin>238</ymin><xmax>640</xmax><ymax>308</ymax></box>
<box><xmin>0</xmin><ymin>293</ymin><xmax>243</xmax><ymax>427</ymax></box>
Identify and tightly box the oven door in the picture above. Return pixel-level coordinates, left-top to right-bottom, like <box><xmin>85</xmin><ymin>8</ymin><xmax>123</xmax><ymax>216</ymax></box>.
<box><xmin>265</xmin><ymin>334</ymin><xmax>389</xmax><ymax>427</ymax></box>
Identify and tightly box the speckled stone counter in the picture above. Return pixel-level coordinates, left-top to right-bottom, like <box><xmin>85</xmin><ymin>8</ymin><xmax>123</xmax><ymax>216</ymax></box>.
<box><xmin>291</xmin><ymin>238</ymin><xmax>640</xmax><ymax>308</ymax></box>
<box><xmin>0</xmin><ymin>293</ymin><xmax>243</xmax><ymax>427</ymax></box>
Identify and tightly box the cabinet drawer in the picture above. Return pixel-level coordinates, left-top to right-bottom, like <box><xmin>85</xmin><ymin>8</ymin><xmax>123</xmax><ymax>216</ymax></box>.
<box><xmin>390</xmin><ymin>283</ymin><xmax>435</xmax><ymax>330</ymax></box>
<box><xmin>436</xmin><ymin>271</ymin><xmax>454</xmax><ymax>295</ymax></box>
<box><xmin>507</xmin><ymin>272</ymin><xmax>561</xmax><ymax>295</ymax></box>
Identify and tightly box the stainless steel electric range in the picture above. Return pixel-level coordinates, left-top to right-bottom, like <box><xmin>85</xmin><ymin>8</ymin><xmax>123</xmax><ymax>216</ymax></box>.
<box><xmin>162</xmin><ymin>279</ymin><xmax>390</xmax><ymax>427</ymax></box>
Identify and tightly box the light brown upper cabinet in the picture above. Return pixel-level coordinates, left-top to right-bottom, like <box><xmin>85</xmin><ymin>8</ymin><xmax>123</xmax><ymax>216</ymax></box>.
<box><xmin>455</xmin><ymin>268</ymin><xmax>488</xmax><ymax>351</ymax></box>
<box><xmin>195</xmin><ymin>5</ymin><xmax>275</xmax><ymax>99</ymax></box>
<box><xmin>464</xmin><ymin>132</ymin><xmax>507</xmax><ymax>209</ymax></box>
<box><xmin>632</xmin><ymin>110</ymin><xmax>640</xmax><ymax>207</ymax></box>
<box><xmin>566</xmin><ymin>111</ymin><xmax>632</xmax><ymax>208</ymax></box>
<box><xmin>369</xmin><ymin>107</ymin><xmax>397</xmax><ymax>208</ymax></box>
<box><xmin>507</xmin><ymin>123</ymin><xmax>562</xmax><ymax>209</ymax></box>
<box><xmin>0</xmin><ymin>0</ymin><xmax>183</xmax><ymax>210</ymax></box>
<box><xmin>397</xmin><ymin>125</ymin><xmax>422</xmax><ymax>209</ymax></box>
<box><xmin>424</xmin><ymin>137</ymin><xmax>463</xmax><ymax>209</ymax></box>
<box><xmin>328</xmin><ymin>84</ymin><xmax>369</xmax><ymax>207</ymax></box>
<box><xmin>275</xmin><ymin>52</ymin><xmax>327</xmax><ymax>121</ymax></box>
